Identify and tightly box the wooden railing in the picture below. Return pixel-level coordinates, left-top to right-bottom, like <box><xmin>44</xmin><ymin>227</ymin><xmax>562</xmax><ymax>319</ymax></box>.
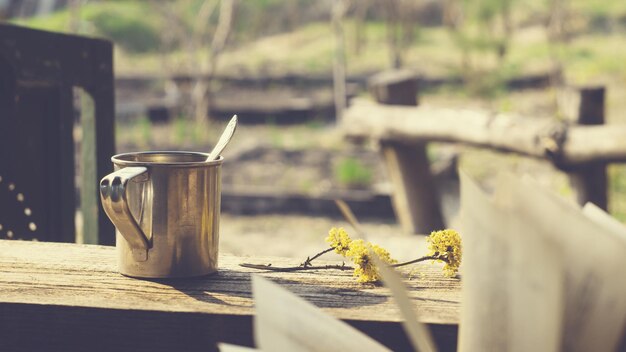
<box><xmin>343</xmin><ymin>70</ymin><xmax>621</xmax><ymax>233</ymax></box>
<box><xmin>0</xmin><ymin>240</ymin><xmax>460</xmax><ymax>352</ymax></box>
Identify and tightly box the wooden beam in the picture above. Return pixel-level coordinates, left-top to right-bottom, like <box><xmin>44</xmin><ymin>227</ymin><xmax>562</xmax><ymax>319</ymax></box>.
<box><xmin>0</xmin><ymin>240</ymin><xmax>460</xmax><ymax>352</ymax></box>
<box><xmin>343</xmin><ymin>98</ymin><xmax>626</xmax><ymax>166</ymax></box>
<box><xmin>368</xmin><ymin>71</ymin><xmax>445</xmax><ymax>234</ymax></box>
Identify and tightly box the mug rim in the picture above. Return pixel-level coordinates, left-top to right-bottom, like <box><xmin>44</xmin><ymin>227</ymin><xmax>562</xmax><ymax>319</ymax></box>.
<box><xmin>112</xmin><ymin>151</ymin><xmax>223</xmax><ymax>167</ymax></box>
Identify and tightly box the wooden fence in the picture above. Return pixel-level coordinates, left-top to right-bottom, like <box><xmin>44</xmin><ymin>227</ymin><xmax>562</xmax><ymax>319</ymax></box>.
<box><xmin>343</xmin><ymin>70</ymin><xmax>623</xmax><ymax>234</ymax></box>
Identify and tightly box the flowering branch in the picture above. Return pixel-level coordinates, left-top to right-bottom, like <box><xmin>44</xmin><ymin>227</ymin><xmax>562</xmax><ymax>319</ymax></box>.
<box><xmin>240</xmin><ymin>254</ymin><xmax>446</xmax><ymax>272</ymax></box>
<box><xmin>240</xmin><ymin>228</ymin><xmax>461</xmax><ymax>283</ymax></box>
<box><xmin>241</xmin><ymin>246</ymin><xmax>349</xmax><ymax>272</ymax></box>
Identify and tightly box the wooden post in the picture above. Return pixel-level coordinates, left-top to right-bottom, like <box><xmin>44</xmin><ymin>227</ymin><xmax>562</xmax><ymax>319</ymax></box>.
<box><xmin>568</xmin><ymin>86</ymin><xmax>607</xmax><ymax>210</ymax></box>
<box><xmin>368</xmin><ymin>70</ymin><xmax>445</xmax><ymax>234</ymax></box>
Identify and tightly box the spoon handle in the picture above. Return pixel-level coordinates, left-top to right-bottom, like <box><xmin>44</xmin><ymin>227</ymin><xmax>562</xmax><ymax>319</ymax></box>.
<box><xmin>207</xmin><ymin>115</ymin><xmax>238</xmax><ymax>161</ymax></box>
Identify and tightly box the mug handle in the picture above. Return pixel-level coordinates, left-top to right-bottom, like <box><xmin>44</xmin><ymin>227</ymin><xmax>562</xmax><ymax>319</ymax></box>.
<box><xmin>100</xmin><ymin>167</ymin><xmax>150</xmax><ymax>262</ymax></box>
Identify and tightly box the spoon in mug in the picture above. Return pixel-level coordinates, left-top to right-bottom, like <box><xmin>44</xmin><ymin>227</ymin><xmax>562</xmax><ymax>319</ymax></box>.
<box><xmin>207</xmin><ymin>115</ymin><xmax>238</xmax><ymax>161</ymax></box>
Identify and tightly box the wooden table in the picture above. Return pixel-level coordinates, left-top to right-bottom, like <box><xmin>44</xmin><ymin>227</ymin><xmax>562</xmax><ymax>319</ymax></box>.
<box><xmin>0</xmin><ymin>240</ymin><xmax>460</xmax><ymax>351</ymax></box>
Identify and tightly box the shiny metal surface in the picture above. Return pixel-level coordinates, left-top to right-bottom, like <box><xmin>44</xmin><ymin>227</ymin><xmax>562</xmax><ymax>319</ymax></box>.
<box><xmin>100</xmin><ymin>166</ymin><xmax>150</xmax><ymax>262</ymax></box>
<box><xmin>100</xmin><ymin>151</ymin><xmax>222</xmax><ymax>278</ymax></box>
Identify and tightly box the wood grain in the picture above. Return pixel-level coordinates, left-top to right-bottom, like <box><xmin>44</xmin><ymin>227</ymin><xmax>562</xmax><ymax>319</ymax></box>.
<box><xmin>0</xmin><ymin>240</ymin><xmax>460</xmax><ymax>351</ymax></box>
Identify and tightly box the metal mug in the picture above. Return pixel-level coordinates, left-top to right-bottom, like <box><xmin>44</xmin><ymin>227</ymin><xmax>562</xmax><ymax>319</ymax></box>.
<box><xmin>99</xmin><ymin>151</ymin><xmax>222</xmax><ymax>278</ymax></box>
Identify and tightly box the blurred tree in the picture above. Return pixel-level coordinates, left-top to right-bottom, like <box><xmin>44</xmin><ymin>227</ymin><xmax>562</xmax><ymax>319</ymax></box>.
<box><xmin>384</xmin><ymin>0</ymin><xmax>403</xmax><ymax>68</ymax></box>
<box><xmin>444</xmin><ymin>0</ymin><xmax>517</xmax><ymax>95</ymax></box>
<box><xmin>351</xmin><ymin>0</ymin><xmax>372</xmax><ymax>55</ymax></box>
<box><xmin>68</xmin><ymin>0</ymin><xmax>81</xmax><ymax>33</ymax></box>
<box><xmin>152</xmin><ymin>0</ymin><xmax>235</xmax><ymax>123</ymax></box>
<box><xmin>546</xmin><ymin>0</ymin><xmax>569</xmax><ymax>86</ymax></box>
<box><xmin>192</xmin><ymin>0</ymin><xmax>234</xmax><ymax>123</ymax></box>
<box><xmin>381</xmin><ymin>0</ymin><xmax>422</xmax><ymax>69</ymax></box>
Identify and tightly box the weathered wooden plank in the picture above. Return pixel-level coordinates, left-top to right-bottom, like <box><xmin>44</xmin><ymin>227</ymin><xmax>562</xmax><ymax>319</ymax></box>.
<box><xmin>0</xmin><ymin>240</ymin><xmax>460</xmax><ymax>351</ymax></box>
<box><xmin>343</xmin><ymin>98</ymin><xmax>626</xmax><ymax>166</ymax></box>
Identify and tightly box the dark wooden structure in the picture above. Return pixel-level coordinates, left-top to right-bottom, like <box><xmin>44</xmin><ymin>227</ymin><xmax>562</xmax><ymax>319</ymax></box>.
<box><xmin>367</xmin><ymin>70</ymin><xmax>445</xmax><ymax>234</ymax></box>
<box><xmin>0</xmin><ymin>240</ymin><xmax>460</xmax><ymax>352</ymax></box>
<box><xmin>568</xmin><ymin>86</ymin><xmax>607</xmax><ymax>210</ymax></box>
<box><xmin>0</xmin><ymin>24</ymin><xmax>115</xmax><ymax>244</ymax></box>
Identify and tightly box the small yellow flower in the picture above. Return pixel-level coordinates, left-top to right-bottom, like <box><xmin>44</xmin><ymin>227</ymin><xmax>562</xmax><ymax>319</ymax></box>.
<box><xmin>369</xmin><ymin>243</ymin><xmax>396</xmax><ymax>265</ymax></box>
<box><xmin>345</xmin><ymin>239</ymin><xmax>397</xmax><ymax>283</ymax></box>
<box><xmin>427</xmin><ymin>229</ymin><xmax>462</xmax><ymax>277</ymax></box>
<box><xmin>346</xmin><ymin>240</ymin><xmax>375</xmax><ymax>283</ymax></box>
<box><xmin>325</xmin><ymin>227</ymin><xmax>352</xmax><ymax>255</ymax></box>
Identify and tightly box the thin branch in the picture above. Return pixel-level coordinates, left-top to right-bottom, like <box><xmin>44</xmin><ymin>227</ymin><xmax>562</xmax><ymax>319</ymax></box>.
<box><xmin>240</xmin><ymin>263</ymin><xmax>353</xmax><ymax>272</ymax></box>
<box><xmin>392</xmin><ymin>255</ymin><xmax>445</xmax><ymax>267</ymax></box>
<box><xmin>302</xmin><ymin>247</ymin><xmax>334</xmax><ymax>267</ymax></box>
<box><xmin>241</xmin><ymin>254</ymin><xmax>446</xmax><ymax>273</ymax></box>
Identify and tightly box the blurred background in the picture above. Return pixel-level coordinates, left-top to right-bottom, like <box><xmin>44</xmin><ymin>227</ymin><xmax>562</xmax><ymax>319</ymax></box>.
<box><xmin>2</xmin><ymin>0</ymin><xmax>625</xmax><ymax>259</ymax></box>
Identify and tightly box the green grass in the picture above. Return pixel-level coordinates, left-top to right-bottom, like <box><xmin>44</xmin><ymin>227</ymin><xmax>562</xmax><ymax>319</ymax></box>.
<box><xmin>609</xmin><ymin>165</ymin><xmax>626</xmax><ymax>222</ymax></box>
<box><xmin>11</xmin><ymin>1</ymin><xmax>160</xmax><ymax>53</ymax></box>
<box><xmin>170</xmin><ymin>117</ymin><xmax>208</xmax><ymax>146</ymax></box>
<box><xmin>115</xmin><ymin>115</ymin><xmax>152</xmax><ymax>150</ymax></box>
<box><xmin>334</xmin><ymin>157</ymin><xmax>372</xmax><ymax>188</ymax></box>
<box><xmin>571</xmin><ymin>0</ymin><xmax>626</xmax><ymax>19</ymax></box>
<box><xmin>562</xmin><ymin>34</ymin><xmax>626</xmax><ymax>83</ymax></box>
<box><xmin>172</xmin><ymin>117</ymin><xmax>189</xmax><ymax>146</ymax></box>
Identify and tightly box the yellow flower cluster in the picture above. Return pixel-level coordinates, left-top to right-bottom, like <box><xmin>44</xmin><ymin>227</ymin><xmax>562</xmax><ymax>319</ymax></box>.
<box><xmin>346</xmin><ymin>239</ymin><xmax>397</xmax><ymax>283</ymax></box>
<box><xmin>326</xmin><ymin>228</ymin><xmax>397</xmax><ymax>283</ymax></box>
<box><xmin>427</xmin><ymin>229</ymin><xmax>462</xmax><ymax>277</ymax></box>
<box><xmin>325</xmin><ymin>227</ymin><xmax>352</xmax><ymax>255</ymax></box>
